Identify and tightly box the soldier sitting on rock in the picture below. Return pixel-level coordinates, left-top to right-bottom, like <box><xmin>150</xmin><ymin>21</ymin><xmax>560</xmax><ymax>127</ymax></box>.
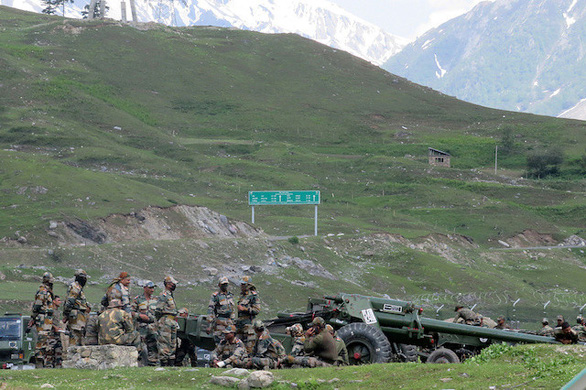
<box><xmin>98</xmin><ymin>299</ymin><xmax>141</xmax><ymax>350</ymax></box>
<box><xmin>244</xmin><ymin>320</ymin><xmax>286</xmax><ymax>370</ymax></box>
<box><xmin>83</xmin><ymin>311</ymin><xmax>99</xmax><ymax>346</ymax></box>
<box><xmin>211</xmin><ymin>324</ymin><xmax>247</xmax><ymax>368</ymax></box>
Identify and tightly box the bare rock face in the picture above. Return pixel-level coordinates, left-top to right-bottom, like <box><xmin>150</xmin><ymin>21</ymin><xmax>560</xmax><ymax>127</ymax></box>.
<box><xmin>62</xmin><ymin>345</ymin><xmax>138</xmax><ymax>369</ymax></box>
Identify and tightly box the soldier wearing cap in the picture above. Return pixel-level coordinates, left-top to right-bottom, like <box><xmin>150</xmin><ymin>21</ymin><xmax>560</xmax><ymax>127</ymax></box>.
<box><xmin>47</xmin><ymin>295</ymin><xmax>65</xmax><ymax>367</ymax></box>
<box><xmin>282</xmin><ymin>323</ymin><xmax>328</xmax><ymax>368</ymax></box>
<box><xmin>244</xmin><ymin>319</ymin><xmax>286</xmax><ymax>369</ymax></box>
<box><xmin>63</xmin><ymin>269</ymin><xmax>91</xmax><ymax>346</ymax></box>
<box><xmin>326</xmin><ymin>324</ymin><xmax>348</xmax><ymax>365</ymax></box>
<box><xmin>236</xmin><ymin>276</ymin><xmax>261</xmax><ymax>354</ymax></box>
<box><xmin>572</xmin><ymin>316</ymin><xmax>586</xmax><ymax>342</ymax></box>
<box><xmin>30</xmin><ymin>271</ymin><xmax>55</xmax><ymax>368</ymax></box>
<box><xmin>303</xmin><ymin>317</ymin><xmax>338</xmax><ymax>366</ymax></box>
<box><xmin>97</xmin><ymin>299</ymin><xmax>141</xmax><ymax>349</ymax></box>
<box><xmin>538</xmin><ymin>318</ymin><xmax>554</xmax><ymax>336</ymax></box>
<box><xmin>554</xmin><ymin>321</ymin><xmax>579</xmax><ymax>344</ymax></box>
<box><xmin>453</xmin><ymin>305</ymin><xmax>481</xmax><ymax>326</ymax></box>
<box><xmin>155</xmin><ymin>276</ymin><xmax>179</xmax><ymax>366</ymax></box>
<box><xmin>175</xmin><ymin>308</ymin><xmax>197</xmax><ymax>367</ymax></box>
<box><xmin>287</xmin><ymin>323</ymin><xmax>305</xmax><ymax>356</ymax></box>
<box><xmin>132</xmin><ymin>280</ymin><xmax>158</xmax><ymax>366</ymax></box>
<box><xmin>103</xmin><ymin>271</ymin><xmax>133</xmax><ymax>314</ymax></box>
<box><xmin>556</xmin><ymin>315</ymin><xmax>565</xmax><ymax>329</ymax></box>
<box><xmin>211</xmin><ymin>324</ymin><xmax>247</xmax><ymax>368</ymax></box>
<box><xmin>207</xmin><ymin>276</ymin><xmax>236</xmax><ymax>344</ymax></box>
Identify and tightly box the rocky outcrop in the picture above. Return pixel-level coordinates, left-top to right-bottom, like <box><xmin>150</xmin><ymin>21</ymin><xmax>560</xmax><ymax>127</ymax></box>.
<box><xmin>62</xmin><ymin>345</ymin><xmax>138</xmax><ymax>369</ymax></box>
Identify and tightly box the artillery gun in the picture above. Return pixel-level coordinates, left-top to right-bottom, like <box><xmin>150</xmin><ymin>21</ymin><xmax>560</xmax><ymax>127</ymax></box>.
<box><xmin>177</xmin><ymin>293</ymin><xmax>562</xmax><ymax>365</ymax></box>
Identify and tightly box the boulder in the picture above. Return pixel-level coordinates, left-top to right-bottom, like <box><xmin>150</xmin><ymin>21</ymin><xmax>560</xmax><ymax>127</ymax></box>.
<box><xmin>210</xmin><ymin>376</ymin><xmax>241</xmax><ymax>387</ymax></box>
<box><xmin>247</xmin><ymin>371</ymin><xmax>274</xmax><ymax>388</ymax></box>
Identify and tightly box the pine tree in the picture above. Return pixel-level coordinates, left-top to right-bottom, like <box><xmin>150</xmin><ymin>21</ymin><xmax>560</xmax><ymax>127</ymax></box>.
<box><xmin>42</xmin><ymin>0</ymin><xmax>73</xmax><ymax>16</ymax></box>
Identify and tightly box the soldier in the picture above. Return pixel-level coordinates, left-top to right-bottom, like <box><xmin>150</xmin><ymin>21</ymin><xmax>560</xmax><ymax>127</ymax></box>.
<box><xmin>98</xmin><ymin>299</ymin><xmax>141</xmax><ymax>348</ymax></box>
<box><xmin>326</xmin><ymin>324</ymin><xmax>348</xmax><ymax>365</ymax></box>
<box><xmin>495</xmin><ymin>316</ymin><xmax>510</xmax><ymax>330</ymax></box>
<box><xmin>282</xmin><ymin>323</ymin><xmax>326</xmax><ymax>368</ymax></box>
<box><xmin>211</xmin><ymin>325</ymin><xmax>247</xmax><ymax>368</ymax></box>
<box><xmin>287</xmin><ymin>323</ymin><xmax>305</xmax><ymax>356</ymax></box>
<box><xmin>554</xmin><ymin>322</ymin><xmax>579</xmax><ymax>344</ymax></box>
<box><xmin>132</xmin><ymin>280</ymin><xmax>158</xmax><ymax>366</ymax></box>
<box><xmin>556</xmin><ymin>315</ymin><xmax>565</xmax><ymax>329</ymax></box>
<box><xmin>30</xmin><ymin>272</ymin><xmax>55</xmax><ymax>368</ymax></box>
<box><xmin>538</xmin><ymin>318</ymin><xmax>554</xmax><ymax>336</ymax></box>
<box><xmin>245</xmin><ymin>320</ymin><xmax>286</xmax><ymax>370</ymax></box>
<box><xmin>175</xmin><ymin>308</ymin><xmax>197</xmax><ymax>367</ymax></box>
<box><xmin>46</xmin><ymin>295</ymin><xmax>64</xmax><ymax>368</ymax></box>
<box><xmin>303</xmin><ymin>317</ymin><xmax>337</xmax><ymax>366</ymax></box>
<box><xmin>63</xmin><ymin>269</ymin><xmax>91</xmax><ymax>346</ymax></box>
<box><xmin>83</xmin><ymin>311</ymin><xmax>100</xmax><ymax>346</ymax></box>
<box><xmin>155</xmin><ymin>276</ymin><xmax>179</xmax><ymax>366</ymax></box>
<box><xmin>453</xmin><ymin>305</ymin><xmax>481</xmax><ymax>325</ymax></box>
<box><xmin>236</xmin><ymin>276</ymin><xmax>260</xmax><ymax>354</ymax></box>
<box><xmin>103</xmin><ymin>272</ymin><xmax>132</xmax><ymax>313</ymax></box>
<box><xmin>207</xmin><ymin>276</ymin><xmax>235</xmax><ymax>345</ymax></box>
<box><xmin>572</xmin><ymin>316</ymin><xmax>586</xmax><ymax>342</ymax></box>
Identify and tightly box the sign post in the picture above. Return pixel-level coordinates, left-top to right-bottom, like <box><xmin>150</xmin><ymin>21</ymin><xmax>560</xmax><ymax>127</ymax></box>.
<box><xmin>248</xmin><ymin>190</ymin><xmax>321</xmax><ymax>236</ymax></box>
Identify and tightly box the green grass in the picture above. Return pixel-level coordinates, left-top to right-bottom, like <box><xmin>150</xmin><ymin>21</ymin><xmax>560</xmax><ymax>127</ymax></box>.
<box><xmin>0</xmin><ymin>345</ymin><xmax>583</xmax><ymax>389</ymax></box>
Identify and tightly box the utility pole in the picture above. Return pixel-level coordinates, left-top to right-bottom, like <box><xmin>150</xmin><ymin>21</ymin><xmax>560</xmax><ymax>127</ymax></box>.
<box><xmin>494</xmin><ymin>145</ymin><xmax>498</xmax><ymax>175</ymax></box>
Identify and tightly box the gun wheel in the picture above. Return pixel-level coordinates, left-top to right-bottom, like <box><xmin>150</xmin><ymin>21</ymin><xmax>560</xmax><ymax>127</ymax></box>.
<box><xmin>426</xmin><ymin>347</ymin><xmax>460</xmax><ymax>364</ymax></box>
<box><xmin>337</xmin><ymin>322</ymin><xmax>391</xmax><ymax>364</ymax></box>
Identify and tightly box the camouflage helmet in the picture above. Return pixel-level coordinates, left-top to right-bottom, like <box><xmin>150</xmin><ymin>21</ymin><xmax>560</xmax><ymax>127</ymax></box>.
<box><xmin>42</xmin><ymin>271</ymin><xmax>55</xmax><ymax>284</ymax></box>
<box><xmin>222</xmin><ymin>324</ymin><xmax>237</xmax><ymax>334</ymax></box>
<box><xmin>542</xmin><ymin>318</ymin><xmax>549</xmax><ymax>324</ymax></box>
<box><xmin>75</xmin><ymin>269</ymin><xmax>87</xmax><ymax>277</ymax></box>
<box><xmin>108</xmin><ymin>299</ymin><xmax>123</xmax><ymax>309</ymax></box>
<box><xmin>309</xmin><ymin>316</ymin><xmax>325</xmax><ymax>327</ymax></box>
<box><xmin>287</xmin><ymin>323</ymin><xmax>303</xmax><ymax>336</ymax></box>
<box><xmin>252</xmin><ymin>319</ymin><xmax>265</xmax><ymax>331</ymax></box>
<box><xmin>164</xmin><ymin>275</ymin><xmax>178</xmax><ymax>285</ymax></box>
<box><xmin>240</xmin><ymin>275</ymin><xmax>252</xmax><ymax>285</ymax></box>
<box><xmin>218</xmin><ymin>276</ymin><xmax>229</xmax><ymax>286</ymax></box>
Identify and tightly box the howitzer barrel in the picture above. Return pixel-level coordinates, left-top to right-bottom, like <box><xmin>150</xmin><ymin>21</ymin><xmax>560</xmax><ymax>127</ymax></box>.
<box><xmin>418</xmin><ymin>317</ymin><xmax>557</xmax><ymax>344</ymax></box>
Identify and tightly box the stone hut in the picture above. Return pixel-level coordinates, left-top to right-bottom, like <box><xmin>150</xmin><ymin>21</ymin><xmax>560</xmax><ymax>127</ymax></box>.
<box><xmin>428</xmin><ymin>148</ymin><xmax>451</xmax><ymax>167</ymax></box>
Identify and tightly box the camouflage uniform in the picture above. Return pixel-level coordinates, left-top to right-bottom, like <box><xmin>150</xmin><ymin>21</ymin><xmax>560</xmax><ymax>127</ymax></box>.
<box><xmin>453</xmin><ymin>307</ymin><xmax>481</xmax><ymax>325</ymax></box>
<box><xmin>247</xmin><ymin>326</ymin><xmax>286</xmax><ymax>369</ymax></box>
<box><xmin>539</xmin><ymin>324</ymin><xmax>554</xmax><ymax>337</ymax></box>
<box><xmin>211</xmin><ymin>336</ymin><xmax>248</xmax><ymax>368</ymax></box>
<box><xmin>31</xmin><ymin>276</ymin><xmax>54</xmax><ymax>368</ymax></box>
<box><xmin>572</xmin><ymin>323</ymin><xmax>586</xmax><ymax>342</ymax></box>
<box><xmin>155</xmin><ymin>279</ymin><xmax>179</xmax><ymax>366</ymax></box>
<box><xmin>208</xmin><ymin>278</ymin><xmax>236</xmax><ymax>345</ymax></box>
<box><xmin>236</xmin><ymin>280</ymin><xmax>260</xmax><ymax>354</ymax></box>
<box><xmin>63</xmin><ymin>270</ymin><xmax>91</xmax><ymax>346</ymax></box>
<box><xmin>97</xmin><ymin>305</ymin><xmax>141</xmax><ymax>348</ymax></box>
<box><xmin>106</xmin><ymin>282</ymin><xmax>132</xmax><ymax>313</ymax></box>
<box><xmin>82</xmin><ymin>312</ymin><xmax>99</xmax><ymax>345</ymax></box>
<box><xmin>132</xmin><ymin>291</ymin><xmax>158</xmax><ymax>365</ymax></box>
<box><xmin>46</xmin><ymin>301</ymin><xmax>64</xmax><ymax>368</ymax></box>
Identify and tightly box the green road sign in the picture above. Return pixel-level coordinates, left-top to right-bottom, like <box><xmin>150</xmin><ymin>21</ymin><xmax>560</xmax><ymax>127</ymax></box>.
<box><xmin>248</xmin><ymin>190</ymin><xmax>320</xmax><ymax>205</ymax></box>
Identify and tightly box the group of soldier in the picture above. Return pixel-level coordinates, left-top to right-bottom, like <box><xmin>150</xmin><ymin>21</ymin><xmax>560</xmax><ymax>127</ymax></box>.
<box><xmin>31</xmin><ymin>269</ymin><xmax>184</xmax><ymax>368</ymax></box>
<box><xmin>31</xmin><ymin>270</ymin><xmax>348</xmax><ymax>370</ymax></box>
<box><xmin>208</xmin><ymin>276</ymin><xmax>348</xmax><ymax>369</ymax></box>
<box><xmin>453</xmin><ymin>305</ymin><xmax>586</xmax><ymax>344</ymax></box>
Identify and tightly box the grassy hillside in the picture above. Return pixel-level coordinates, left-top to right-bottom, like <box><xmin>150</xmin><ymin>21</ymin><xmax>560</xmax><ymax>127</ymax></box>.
<box><xmin>0</xmin><ymin>7</ymin><xmax>584</xmax><ymax>323</ymax></box>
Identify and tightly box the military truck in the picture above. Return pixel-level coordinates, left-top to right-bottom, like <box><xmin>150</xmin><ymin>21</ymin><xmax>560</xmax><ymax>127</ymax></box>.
<box><xmin>177</xmin><ymin>293</ymin><xmax>562</xmax><ymax>365</ymax></box>
<box><xmin>0</xmin><ymin>314</ymin><xmax>35</xmax><ymax>369</ymax></box>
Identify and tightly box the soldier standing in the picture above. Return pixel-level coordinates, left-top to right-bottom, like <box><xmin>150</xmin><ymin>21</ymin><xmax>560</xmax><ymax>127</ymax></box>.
<box><xmin>132</xmin><ymin>280</ymin><xmax>158</xmax><ymax>366</ymax></box>
<box><xmin>538</xmin><ymin>318</ymin><xmax>554</xmax><ymax>336</ymax></box>
<box><xmin>63</xmin><ymin>269</ymin><xmax>91</xmax><ymax>346</ymax></box>
<box><xmin>104</xmin><ymin>272</ymin><xmax>132</xmax><ymax>313</ymax></box>
<box><xmin>211</xmin><ymin>324</ymin><xmax>247</xmax><ymax>368</ymax></box>
<box><xmin>155</xmin><ymin>276</ymin><xmax>179</xmax><ymax>366</ymax></box>
<box><xmin>453</xmin><ymin>305</ymin><xmax>481</xmax><ymax>325</ymax></box>
<box><xmin>245</xmin><ymin>320</ymin><xmax>286</xmax><ymax>369</ymax></box>
<box><xmin>30</xmin><ymin>272</ymin><xmax>55</xmax><ymax>368</ymax></box>
<box><xmin>236</xmin><ymin>276</ymin><xmax>260</xmax><ymax>354</ymax></box>
<box><xmin>47</xmin><ymin>295</ymin><xmax>64</xmax><ymax>368</ymax></box>
<box><xmin>207</xmin><ymin>276</ymin><xmax>235</xmax><ymax>345</ymax></box>
<box><xmin>98</xmin><ymin>299</ymin><xmax>141</xmax><ymax>348</ymax></box>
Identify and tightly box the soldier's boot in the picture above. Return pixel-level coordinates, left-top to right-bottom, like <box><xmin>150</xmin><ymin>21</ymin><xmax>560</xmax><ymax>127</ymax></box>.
<box><xmin>168</xmin><ymin>359</ymin><xmax>175</xmax><ymax>366</ymax></box>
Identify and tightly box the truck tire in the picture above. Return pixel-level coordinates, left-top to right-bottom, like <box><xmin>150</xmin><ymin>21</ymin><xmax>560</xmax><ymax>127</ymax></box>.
<box><xmin>427</xmin><ymin>348</ymin><xmax>460</xmax><ymax>364</ymax></box>
<box><xmin>396</xmin><ymin>343</ymin><xmax>418</xmax><ymax>362</ymax></box>
<box><xmin>337</xmin><ymin>322</ymin><xmax>391</xmax><ymax>364</ymax></box>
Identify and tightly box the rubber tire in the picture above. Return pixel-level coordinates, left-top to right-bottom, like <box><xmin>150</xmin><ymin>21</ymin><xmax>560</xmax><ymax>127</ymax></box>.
<box><xmin>427</xmin><ymin>348</ymin><xmax>460</xmax><ymax>364</ymax></box>
<box><xmin>398</xmin><ymin>343</ymin><xmax>418</xmax><ymax>362</ymax></box>
<box><xmin>337</xmin><ymin>322</ymin><xmax>391</xmax><ymax>364</ymax></box>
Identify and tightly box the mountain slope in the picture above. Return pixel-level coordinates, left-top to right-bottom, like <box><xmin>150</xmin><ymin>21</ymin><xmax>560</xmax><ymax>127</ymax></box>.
<box><xmin>0</xmin><ymin>0</ymin><xmax>406</xmax><ymax>65</ymax></box>
<box><xmin>383</xmin><ymin>0</ymin><xmax>586</xmax><ymax>118</ymax></box>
